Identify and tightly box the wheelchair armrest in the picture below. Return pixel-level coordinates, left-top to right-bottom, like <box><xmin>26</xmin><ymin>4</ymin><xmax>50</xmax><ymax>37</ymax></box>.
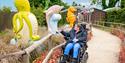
<box><xmin>83</xmin><ymin>42</ymin><xmax>88</xmax><ymax>48</ymax></box>
<box><xmin>61</xmin><ymin>45</ymin><xmax>65</xmax><ymax>49</ymax></box>
<box><xmin>64</xmin><ymin>36</ymin><xmax>70</xmax><ymax>41</ymax></box>
<box><xmin>80</xmin><ymin>43</ymin><xmax>88</xmax><ymax>52</ymax></box>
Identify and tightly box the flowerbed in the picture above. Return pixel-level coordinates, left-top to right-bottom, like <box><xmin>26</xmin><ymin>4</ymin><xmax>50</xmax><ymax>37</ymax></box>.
<box><xmin>33</xmin><ymin>48</ymin><xmax>61</xmax><ymax>63</ymax></box>
<box><xmin>111</xmin><ymin>29</ymin><xmax>125</xmax><ymax>63</ymax></box>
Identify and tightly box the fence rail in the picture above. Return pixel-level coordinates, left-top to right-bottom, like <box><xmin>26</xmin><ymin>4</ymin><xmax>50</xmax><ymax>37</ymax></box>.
<box><xmin>0</xmin><ymin>33</ymin><xmax>52</xmax><ymax>63</ymax></box>
<box><xmin>93</xmin><ymin>21</ymin><xmax>125</xmax><ymax>34</ymax></box>
<box><xmin>1</xmin><ymin>21</ymin><xmax>125</xmax><ymax>63</ymax></box>
<box><xmin>0</xmin><ymin>32</ymin><xmax>65</xmax><ymax>63</ymax></box>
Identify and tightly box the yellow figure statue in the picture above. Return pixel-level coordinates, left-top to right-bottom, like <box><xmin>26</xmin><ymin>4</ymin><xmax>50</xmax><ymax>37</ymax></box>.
<box><xmin>13</xmin><ymin>0</ymin><xmax>40</xmax><ymax>44</ymax></box>
<box><xmin>66</xmin><ymin>6</ymin><xmax>77</xmax><ymax>27</ymax></box>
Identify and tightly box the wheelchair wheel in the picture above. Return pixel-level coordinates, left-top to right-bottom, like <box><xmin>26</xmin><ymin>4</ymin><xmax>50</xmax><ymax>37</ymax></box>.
<box><xmin>81</xmin><ymin>52</ymin><xmax>88</xmax><ymax>63</ymax></box>
<box><xmin>77</xmin><ymin>48</ymin><xmax>82</xmax><ymax>63</ymax></box>
<box><xmin>59</xmin><ymin>55</ymin><xmax>63</xmax><ymax>63</ymax></box>
<box><xmin>58</xmin><ymin>55</ymin><xmax>71</xmax><ymax>63</ymax></box>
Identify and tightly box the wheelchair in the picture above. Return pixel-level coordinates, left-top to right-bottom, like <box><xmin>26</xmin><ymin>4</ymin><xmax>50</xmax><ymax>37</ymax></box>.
<box><xmin>59</xmin><ymin>37</ymin><xmax>88</xmax><ymax>63</ymax></box>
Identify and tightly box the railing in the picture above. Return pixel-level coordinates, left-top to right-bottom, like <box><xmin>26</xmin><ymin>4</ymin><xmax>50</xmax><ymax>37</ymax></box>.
<box><xmin>93</xmin><ymin>21</ymin><xmax>125</xmax><ymax>33</ymax></box>
<box><xmin>0</xmin><ymin>32</ymin><xmax>66</xmax><ymax>63</ymax></box>
<box><xmin>92</xmin><ymin>21</ymin><xmax>125</xmax><ymax>46</ymax></box>
<box><xmin>0</xmin><ymin>33</ymin><xmax>52</xmax><ymax>62</ymax></box>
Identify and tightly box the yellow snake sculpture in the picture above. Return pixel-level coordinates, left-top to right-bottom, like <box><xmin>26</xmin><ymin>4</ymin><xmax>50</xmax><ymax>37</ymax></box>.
<box><xmin>66</xmin><ymin>6</ymin><xmax>77</xmax><ymax>28</ymax></box>
<box><xmin>13</xmin><ymin>0</ymin><xmax>40</xmax><ymax>45</ymax></box>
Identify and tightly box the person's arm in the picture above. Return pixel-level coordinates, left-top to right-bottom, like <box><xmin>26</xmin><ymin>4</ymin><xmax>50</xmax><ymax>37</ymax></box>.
<box><xmin>60</xmin><ymin>30</ymin><xmax>73</xmax><ymax>42</ymax></box>
<box><xmin>60</xmin><ymin>30</ymin><xmax>70</xmax><ymax>37</ymax></box>
<box><xmin>78</xmin><ymin>31</ymin><xmax>87</xmax><ymax>42</ymax></box>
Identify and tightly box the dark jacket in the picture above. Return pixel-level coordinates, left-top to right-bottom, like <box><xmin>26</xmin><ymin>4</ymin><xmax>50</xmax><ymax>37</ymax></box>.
<box><xmin>61</xmin><ymin>27</ymin><xmax>87</xmax><ymax>43</ymax></box>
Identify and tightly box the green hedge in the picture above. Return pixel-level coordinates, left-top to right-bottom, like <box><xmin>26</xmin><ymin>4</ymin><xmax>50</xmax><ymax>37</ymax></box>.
<box><xmin>106</xmin><ymin>8</ymin><xmax>125</xmax><ymax>24</ymax></box>
<box><xmin>31</xmin><ymin>6</ymin><xmax>68</xmax><ymax>27</ymax></box>
<box><xmin>29</xmin><ymin>0</ymin><xmax>69</xmax><ymax>27</ymax></box>
<box><xmin>31</xmin><ymin>6</ymin><xmax>47</xmax><ymax>27</ymax></box>
<box><xmin>0</xmin><ymin>7</ymin><xmax>12</xmax><ymax>31</ymax></box>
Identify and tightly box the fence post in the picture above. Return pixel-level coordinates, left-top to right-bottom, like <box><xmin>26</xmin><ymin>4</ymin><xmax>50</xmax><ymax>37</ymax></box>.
<box><xmin>48</xmin><ymin>36</ymin><xmax>53</xmax><ymax>50</ymax></box>
<box><xmin>22</xmin><ymin>54</ymin><xmax>30</xmax><ymax>63</ymax></box>
<box><xmin>103</xmin><ymin>21</ymin><xmax>105</xmax><ymax>30</ymax></box>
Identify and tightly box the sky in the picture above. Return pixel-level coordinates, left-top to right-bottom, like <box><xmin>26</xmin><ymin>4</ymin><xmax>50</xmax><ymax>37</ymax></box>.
<box><xmin>0</xmin><ymin>0</ymin><xmax>16</xmax><ymax>11</ymax></box>
<box><xmin>63</xmin><ymin>0</ymin><xmax>102</xmax><ymax>9</ymax></box>
<box><xmin>62</xmin><ymin>0</ymin><xmax>91</xmax><ymax>6</ymax></box>
<box><xmin>0</xmin><ymin>0</ymin><xmax>102</xmax><ymax>11</ymax></box>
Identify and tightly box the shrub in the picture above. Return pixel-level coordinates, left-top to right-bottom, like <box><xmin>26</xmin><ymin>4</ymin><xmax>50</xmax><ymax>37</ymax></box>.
<box><xmin>31</xmin><ymin>6</ymin><xmax>47</xmax><ymax>27</ymax></box>
<box><xmin>106</xmin><ymin>8</ymin><xmax>125</xmax><ymax>24</ymax></box>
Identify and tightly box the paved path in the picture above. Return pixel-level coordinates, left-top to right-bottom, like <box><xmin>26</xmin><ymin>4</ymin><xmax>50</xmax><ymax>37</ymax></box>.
<box><xmin>87</xmin><ymin>28</ymin><xmax>121</xmax><ymax>63</ymax></box>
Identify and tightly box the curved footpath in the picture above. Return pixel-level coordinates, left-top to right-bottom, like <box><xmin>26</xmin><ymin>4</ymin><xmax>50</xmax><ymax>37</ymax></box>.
<box><xmin>87</xmin><ymin>28</ymin><xmax>121</xmax><ymax>63</ymax></box>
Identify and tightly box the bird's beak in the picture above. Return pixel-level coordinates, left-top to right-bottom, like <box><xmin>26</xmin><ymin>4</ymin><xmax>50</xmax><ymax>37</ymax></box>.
<box><xmin>60</xmin><ymin>7</ymin><xmax>67</xmax><ymax>13</ymax></box>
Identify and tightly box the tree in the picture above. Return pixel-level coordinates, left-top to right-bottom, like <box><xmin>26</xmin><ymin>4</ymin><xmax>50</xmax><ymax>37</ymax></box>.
<box><xmin>0</xmin><ymin>7</ymin><xmax>11</xmax><ymax>31</ymax></box>
<box><xmin>29</xmin><ymin>0</ymin><xmax>69</xmax><ymax>26</ymax></box>
<box><xmin>29</xmin><ymin>0</ymin><xmax>67</xmax><ymax>10</ymax></box>
<box><xmin>121</xmin><ymin>0</ymin><xmax>125</xmax><ymax>8</ymax></box>
<box><xmin>72</xmin><ymin>1</ymin><xmax>77</xmax><ymax>6</ymax></box>
<box><xmin>0</xmin><ymin>7</ymin><xmax>11</xmax><ymax>13</ymax></box>
<box><xmin>91</xmin><ymin>0</ymin><xmax>120</xmax><ymax>9</ymax></box>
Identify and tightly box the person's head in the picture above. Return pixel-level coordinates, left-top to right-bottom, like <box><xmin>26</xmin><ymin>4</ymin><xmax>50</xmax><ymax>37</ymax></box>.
<box><xmin>80</xmin><ymin>23</ymin><xmax>87</xmax><ymax>31</ymax></box>
<box><xmin>74</xmin><ymin>24</ymin><xmax>80</xmax><ymax>31</ymax></box>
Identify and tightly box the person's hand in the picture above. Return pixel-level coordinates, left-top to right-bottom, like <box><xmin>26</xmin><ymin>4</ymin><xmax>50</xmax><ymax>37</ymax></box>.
<box><xmin>58</xmin><ymin>29</ymin><xmax>63</xmax><ymax>32</ymax></box>
<box><xmin>73</xmin><ymin>38</ymin><xmax>78</xmax><ymax>42</ymax></box>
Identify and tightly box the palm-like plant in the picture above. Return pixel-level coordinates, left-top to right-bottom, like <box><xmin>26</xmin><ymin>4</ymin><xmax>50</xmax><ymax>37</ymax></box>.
<box><xmin>91</xmin><ymin>0</ymin><xmax>120</xmax><ymax>9</ymax></box>
<box><xmin>121</xmin><ymin>0</ymin><xmax>125</xmax><ymax>8</ymax></box>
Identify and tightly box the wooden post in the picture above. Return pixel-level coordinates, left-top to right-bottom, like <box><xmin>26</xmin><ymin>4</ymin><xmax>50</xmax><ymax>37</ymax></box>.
<box><xmin>48</xmin><ymin>36</ymin><xmax>53</xmax><ymax>50</ymax></box>
<box><xmin>22</xmin><ymin>54</ymin><xmax>30</xmax><ymax>63</ymax></box>
<box><xmin>103</xmin><ymin>21</ymin><xmax>105</xmax><ymax>30</ymax></box>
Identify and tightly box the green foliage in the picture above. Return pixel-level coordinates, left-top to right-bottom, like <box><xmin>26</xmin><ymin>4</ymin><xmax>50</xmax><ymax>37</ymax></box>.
<box><xmin>92</xmin><ymin>0</ymin><xmax>120</xmax><ymax>9</ymax></box>
<box><xmin>58</xmin><ymin>12</ymin><xmax>68</xmax><ymax>26</ymax></box>
<box><xmin>31</xmin><ymin>6</ymin><xmax>46</xmax><ymax>26</ymax></box>
<box><xmin>72</xmin><ymin>1</ymin><xmax>77</xmax><ymax>6</ymax></box>
<box><xmin>92</xmin><ymin>0</ymin><xmax>96</xmax><ymax>4</ymax></box>
<box><xmin>29</xmin><ymin>0</ymin><xmax>69</xmax><ymax>26</ymax></box>
<box><xmin>106</xmin><ymin>8</ymin><xmax>125</xmax><ymax>24</ymax></box>
<box><xmin>29</xmin><ymin>0</ymin><xmax>49</xmax><ymax>10</ymax></box>
<box><xmin>0</xmin><ymin>7</ymin><xmax>11</xmax><ymax>13</ymax></box>
<box><xmin>29</xmin><ymin>0</ymin><xmax>68</xmax><ymax>10</ymax></box>
<box><xmin>121</xmin><ymin>0</ymin><xmax>125</xmax><ymax>8</ymax></box>
<box><xmin>0</xmin><ymin>7</ymin><xmax>12</xmax><ymax>31</ymax></box>
<box><xmin>102</xmin><ymin>0</ymin><xmax>108</xmax><ymax>9</ymax></box>
<box><xmin>0</xmin><ymin>31</ymin><xmax>6</xmax><ymax>35</ymax></box>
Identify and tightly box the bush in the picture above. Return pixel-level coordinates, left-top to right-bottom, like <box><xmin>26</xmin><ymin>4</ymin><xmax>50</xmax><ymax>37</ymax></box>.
<box><xmin>106</xmin><ymin>8</ymin><xmax>125</xmax><ymax>24</ymax></box>
<box><xmin>31</xmin><ymin>6</ymin><xmax>68</xmax><ymax>27</ymax></box>
<box><xmin>31</xmin><ymin>6</ymin><xmax>47</xmax><ymax>27</ymax></box>
<box><xmin>29</xmin><ymin>0</ymin><xmax>69</xmax><ymax>27</ymax></box>
<box><xmin>0</xmin><ymin>7</ymin><xmax>12</xmax><ymax>31</ymax></box>
<box><xmin>58</xmin><ymin>12</ymin><xmax>68</xmax><ymax>26</ymax></box>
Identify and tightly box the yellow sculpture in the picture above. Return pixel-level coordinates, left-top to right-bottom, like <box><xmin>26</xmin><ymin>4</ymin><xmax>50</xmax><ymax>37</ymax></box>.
<box><xmin>66</xmin><ymin>6</ymin><xmax>77</xmax><ymax>27</ymax></box>
<box><xmin>13</xmin><ymin>0</ymin><xmax>40</xmax><ymax>43</ymax></box>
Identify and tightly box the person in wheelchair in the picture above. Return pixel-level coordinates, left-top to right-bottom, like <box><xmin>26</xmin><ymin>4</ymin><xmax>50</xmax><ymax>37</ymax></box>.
<box><xmin>60</xmin><ymin>23</ymin><xmax>88</xmax><ymax>63</ymax></box>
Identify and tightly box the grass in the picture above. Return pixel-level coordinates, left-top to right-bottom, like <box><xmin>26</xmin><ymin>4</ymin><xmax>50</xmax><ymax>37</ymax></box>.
<box><xmin>0</xmin><ymin>31</ymin><xmax>7</xmax><ymax>35</ymax></box>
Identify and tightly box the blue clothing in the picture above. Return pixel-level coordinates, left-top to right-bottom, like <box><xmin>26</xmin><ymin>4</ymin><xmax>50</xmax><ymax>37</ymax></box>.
<box><xmin>64</xmin><ymin>42</ymin><xmax>82</xmax><ymax>58</ymax></box>
<box><xmin>61</xmin><ymin>24</ymin><xmax>87</xmax><ymax>59</ymax></box>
